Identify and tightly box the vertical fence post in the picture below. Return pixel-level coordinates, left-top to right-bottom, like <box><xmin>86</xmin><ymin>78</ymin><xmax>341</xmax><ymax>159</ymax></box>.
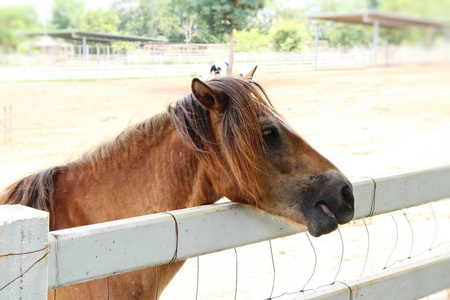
<box><xmin>372</xmin><ymin>19</ymin><xmax>379</xmax><ymax>67</ymax></box>
<box><xmin>314</xmin><ymin>22</ymin><xmax>319</xmax><ymax>70</ymax></box>
<box><xmin>0</xmin><ymin>205</ymin><xmax>49</xmax><ymax>300</ymax></box>
<box><xmin>9</xmin><ymin>105</ymin><xmax>12</xmax><ymax>142</ymax></box>
<box><xmin>2</xmin><ymin>105</ymin><xmax>6</xmax><ymax>143</ymax></box>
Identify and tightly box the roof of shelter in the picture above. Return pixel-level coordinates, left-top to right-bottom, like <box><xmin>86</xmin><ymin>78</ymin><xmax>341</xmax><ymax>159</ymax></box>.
<box><xmin>22</xmin><ymin>30</ymin><xmax>167</xmax><ymax>43</ymax></box>
<box><xmin>308</xmin><ymin>9</ymin><xmax>449</xmax><ymax>29</ymax></box>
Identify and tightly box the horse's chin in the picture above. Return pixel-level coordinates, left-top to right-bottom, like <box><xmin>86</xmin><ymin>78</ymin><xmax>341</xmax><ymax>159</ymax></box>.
<box><xmin>304</xmin><ymin>201</ymin><xmax>343</xmax><ymax>237</ymax></box>
<box><xmin>305</xmin><ymin>208</ymin><xmax>339</xmax><ymax>237</ymax></box>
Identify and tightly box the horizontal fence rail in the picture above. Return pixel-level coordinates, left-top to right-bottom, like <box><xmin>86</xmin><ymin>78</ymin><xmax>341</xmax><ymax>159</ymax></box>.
<box><xmin>43</xmin><ymin>165</ymin><xmax>450</xmax><ymax>289</ymax></box>
<box><xmin>0</xmin><ymin>47</ymin><xmax>447</xmax><ymax>81</ymax></box>
<box><xmin>299</xmin><ymin>252</ymin><xmax>450</xmax><ymax>300</ymax></box>
<box><xmin>1</xmin><ymin>165</ymin><xmax>450</xmax><ymax>299</ymax></box>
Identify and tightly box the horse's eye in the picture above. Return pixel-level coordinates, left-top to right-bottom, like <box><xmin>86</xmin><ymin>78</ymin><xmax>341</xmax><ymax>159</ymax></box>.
<box><xmin>262</xmin><ymin>127</ymin><xmax>277</xmax><ymax>139</ymax></box>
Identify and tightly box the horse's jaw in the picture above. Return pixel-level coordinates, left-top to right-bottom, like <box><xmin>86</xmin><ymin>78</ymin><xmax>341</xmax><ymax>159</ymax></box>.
<box><xmin>261</xmin><ymin>170</ymin><xmax>354</xmax><ymax>238</ymax></box>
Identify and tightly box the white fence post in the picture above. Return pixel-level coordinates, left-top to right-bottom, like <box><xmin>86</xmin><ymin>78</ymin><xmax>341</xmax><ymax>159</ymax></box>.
<box><xmin>0</xmin><ymin>205</ymin><xmax>49</xmax><ymax>300</ymax></box>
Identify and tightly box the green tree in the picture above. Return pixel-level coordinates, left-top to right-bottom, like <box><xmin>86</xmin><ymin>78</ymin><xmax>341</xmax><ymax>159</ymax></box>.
<box><xmin>234</xmin><ymin>28</ymin><xmax>270</xmax><ymax>52</ymax></box>
<box><xmin>80</xmin><ymin>9</ymin><xmax>120</xmax><ymax>33</ymax></box>
<box><xmin>304</xmin><ymin>0</ymin><xmax>366</xmax><ymax>14</ymax></box>
<box><xmin>52</xmin><ymin>0</ymin><xmax>85</xmax><ymax>29</ymax></box>
<box><xmin>325</xmin><ymin>23</ymin><xmax>372</xmax><ymax>48</ymax></box>
<box><xmin>169</xmin><ymin>0</ymin><xmax>199</xmax><ymax>44</ymax></box>
<box><xmin>378</xmin><ymin>0</ymin><xmax>450</xmax><ymax>20</ymax></box>
<box><xmin>193</xmin><ymin>0</ymin><xmax>264</xmax><ymax>74</ymax></box>
<box><xmin>0</xmin><ymin>6</ymin><xmax>40</xmax><ymax>52</ymax></box>
<box><xmin>113</xmin><ymin>0</ymin><xmax>174</xmax><ymax>38</ymax></box>
<box><xmin>378</xmin><ymin>0</ymin><xmax>450</xmax><ymax>45</ymax></box>
<box><xmin>270</xmin><ymin>18</ymin><xmax>311</xmax><ymax>52</ymax></box>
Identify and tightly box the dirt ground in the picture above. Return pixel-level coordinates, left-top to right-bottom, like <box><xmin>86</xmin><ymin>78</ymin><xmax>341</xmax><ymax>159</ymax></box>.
<box><xmin>0</xmin><ymin>64</ymin><xmax>449</xmax><ymax>299</ymax></box>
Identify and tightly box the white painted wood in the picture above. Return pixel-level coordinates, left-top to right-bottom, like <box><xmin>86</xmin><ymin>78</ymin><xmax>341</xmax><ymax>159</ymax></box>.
<box><xmin>48</xmin><ymin>213</ymin><xmax>177</xmax><ymax>288</ymax></box>
<box><xmin>170</xmin><ymin>203</ymin><xmax>302</xmax><ymax>260</ymax></box>
<box><xmin>351</xmin><ymin>177</ymin><xmax>376</xmax><ymax>219</ymax></box>
<box><xmin>1</xmin><ymin>47</ymin><xmax>444</xmax><ymax>81</ymax></box>
<box><xmin>46</xmin><ymin>165</ymin><xmax>450</xmax><ymax>288</ymax></box>
<box><xmin>296</xmin><ymin>252</ymin><xmax>450</xmax><ymax>300</ymax></box>
<box><xmin>0</xmin><ymin>205</ymin><xmax>49</xmax><ymax>300</ymax></box>
<box><xmin>371</xmin><ymin>165</ymin><xmax>450</xmax><ymax>216</ymax></box>
<box><xmin>48</xmin><ymin>204</ymin><xmax>301</xmax><ymax>288</ymax></box>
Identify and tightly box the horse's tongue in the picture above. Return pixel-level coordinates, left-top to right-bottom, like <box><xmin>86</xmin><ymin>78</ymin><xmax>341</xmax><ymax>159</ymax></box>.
<box><xmin>319</xmin><ymin>203</ymin><xmax>335</xmax><ymax>218</ymax></box>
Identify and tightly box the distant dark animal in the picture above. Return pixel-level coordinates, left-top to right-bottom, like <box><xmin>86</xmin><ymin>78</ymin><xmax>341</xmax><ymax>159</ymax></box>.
<box><xmin>210</xmin><ymin>60</ymin><xmax>228</xmax><ymax>76</ymax></box>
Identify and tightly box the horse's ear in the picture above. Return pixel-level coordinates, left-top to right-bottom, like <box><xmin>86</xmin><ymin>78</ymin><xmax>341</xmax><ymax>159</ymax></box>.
<box><xmin>244</xmin><ymin>65</ymin><xmax>257</xmax><ymax>80</ymax></box>
<box><xmin>191</xmin><ymin>78</ymin><xmax>229</xmax><ymax>113</ymax></box>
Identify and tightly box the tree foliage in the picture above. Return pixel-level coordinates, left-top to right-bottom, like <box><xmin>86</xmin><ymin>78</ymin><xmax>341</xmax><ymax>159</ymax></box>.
<box><xmin>378</xmin><ymin>0</ymin><xmax>450</xmax><ymax>20</ymax></box>
<box><xmin>192</xmin><ymin>0</ymin><xmax>264</xmax><ymax>73</ymax></box>
<box><xmin>52</xmin><ymin>0</ymin><xmax>85</xmax><ymax>29</ymax></box>
<box><xmin>193</xmin><ymin>0</ymin><xmax>264</xmax><ymax>36</ymax></box>
<box><xmin>114</xmin><ymin>0</ymin><xmax>175</xmax><ymax>38</ymax></box>
<box><xmin>2</xmin><ymin>0</ymin><xmax>449</xmax><ymax>55</ymax></box>
<box><xmin>234</xmin><ymin>28</ymin><xmax>270</xmax><ymax>52</ymax></box>
<box><xmin>0</xmin><ymin>6</ymin><xmax>40</xmax><ymax>51</ymax></box>
<box><xmin>270</xmin><ymin>18</ymin><xmax>311</xmax><ymax>52</ymax></box>
<box><xmin>325</xmin><ymin>23</ymin><xmax>372</xmax><ymax>48</ymax></box>
<box><xmin>80</xmin><ymin>9</ymin><xmax>120</xmax><ymax>33</ymax></box>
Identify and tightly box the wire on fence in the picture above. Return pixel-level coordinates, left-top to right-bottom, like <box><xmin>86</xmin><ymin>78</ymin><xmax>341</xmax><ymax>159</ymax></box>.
<box><xmin>0</xmin><ymin>243</ymin><xmax>50</xmax><ymax>292</ymax></box>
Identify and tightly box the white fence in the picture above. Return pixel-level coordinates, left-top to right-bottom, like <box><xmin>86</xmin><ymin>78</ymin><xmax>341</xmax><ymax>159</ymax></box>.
<box><xmin>0</xmin><ymin>46</ymin><xmax>447</xmax><ymax>82</ymax></box>
<box><xmin>1</xmin><ymin>165</ymin><xmax>450</xmax><ymax>299</ymax></box>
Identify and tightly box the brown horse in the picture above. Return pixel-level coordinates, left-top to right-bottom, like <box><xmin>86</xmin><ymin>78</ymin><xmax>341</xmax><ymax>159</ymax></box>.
<box><xmin>0</xmin><ymin>68</ymin><xmax>354</xmax><ymax>299</ymax></box>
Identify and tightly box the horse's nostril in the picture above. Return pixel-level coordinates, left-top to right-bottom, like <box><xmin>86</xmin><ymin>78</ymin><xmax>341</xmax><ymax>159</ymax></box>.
<box><xmin>341</xmin><ymin>185</ymin><xmax>354</xmax><ymax>205</ymax></box>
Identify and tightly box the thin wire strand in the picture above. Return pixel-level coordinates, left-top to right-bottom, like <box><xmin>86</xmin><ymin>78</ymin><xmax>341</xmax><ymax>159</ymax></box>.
<box><xmin>165</xmin><ymin>212</ymin><xmax>179</xmax><ymax>263</ymax></box>
<box><xmin>302</xmin><ymin>232</ymin><xmax>317</xmax><ymax>292</ymax></box>
<box><xmin>268</xmin><ymin>240</ymin><xmax>276</xmax><ymax>299</ymax></box>
<box><xmin>0</xmin><ymin>244</ymin><xmax>49</xmax><ymax>258</ymax></box>
<box><xmin>334</xmin><ymin>281</ymin><xmax>353</xmax><ymax>300</ymax></box>
<box><xmin>195</xmin><ymin>256</ymin><xmax>200</xmax><ymax>300</ymax></box>
<box><xmin>268</xmin><ymin>232</ymin><xmax>318</xmax><ymax>300</ymax></box>
<box><xmin>428</xmin><ymin>203</ymin><xmax>438</xmax><ymax>250</ymax></box>
<box><xmin>333</xmin><ymin>228</ymin><xmax>345</xmax><ymax>283</ymax></box>
<box><xmin>402</xmin><ymin>210</ymin><xmax>414</xmax><ymax>259</ymax></box>
<box><xmin>362</xmin><ymin>176</ymin><xmax>377</xmax><ymax>217</ymax></box>
<box><xmin>0</xmin><ymin>243</ymin><xmax>50</xmax><ymax>292</ymax></box>
<box><xmin>384</xmin><ymin>210</ymin><xmax>416</xmax><ymax>269</ymax></box>
<box><xmin>234</xmin><ymin>248</ymin><xmax>238</xmax><ymax>300</ymax></box>
<box><xmin>360</xmin><ymin>219</ymin><xmax>370</xmax><ymax>276</ymax></box>
<box><xmin>383</xmin><ymin>213</ymin><xmax>399</xmax><ymax>269</ymax></box>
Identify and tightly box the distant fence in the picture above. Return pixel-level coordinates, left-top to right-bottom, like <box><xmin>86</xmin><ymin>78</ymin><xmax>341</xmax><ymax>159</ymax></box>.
<box><xmin>0</xmin><ymin>106</ymin><xmax>12</xmax><ymax>143</ymax></box>
<box><xmin>1</xmin><ymin>165</ymin><xmax>450</xmax><ymax>299</ymax></box>
<box><xmin>0</xmin><ymin>46</ymin><xmax>447</xmax><ymax>81</ymax></box>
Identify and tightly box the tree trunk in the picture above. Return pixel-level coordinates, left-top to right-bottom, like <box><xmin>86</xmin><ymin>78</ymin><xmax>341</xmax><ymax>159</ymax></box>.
<box><xmin>228</xmin><ymin>29</ymin><xmax>234</xmax><ymax>76</ymax></box>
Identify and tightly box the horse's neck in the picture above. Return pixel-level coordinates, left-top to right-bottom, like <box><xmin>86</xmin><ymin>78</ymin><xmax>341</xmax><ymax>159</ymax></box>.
<box><xmin>52</xmin><ymin>122</ymin><xmax>219</xmax><ymax>230</ymax></box>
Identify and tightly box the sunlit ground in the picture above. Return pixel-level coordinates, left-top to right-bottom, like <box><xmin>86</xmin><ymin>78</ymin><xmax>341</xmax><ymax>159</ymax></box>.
<box><xmin>0</xmin><ymin>63</ymin><xmax>449</xmax><ymax>298</ymax></box>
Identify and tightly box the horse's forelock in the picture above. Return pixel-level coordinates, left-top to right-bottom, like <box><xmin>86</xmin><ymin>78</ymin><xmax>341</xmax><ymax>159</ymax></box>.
<box><xmin>213</xmin><ymin>78</ymin><xmax>273</xmax><ymax>203</ymax></box>
<box><xmin>173</xmin><ymin>77</ymin><xmax>275</xmax><ymax>204</ymax></box>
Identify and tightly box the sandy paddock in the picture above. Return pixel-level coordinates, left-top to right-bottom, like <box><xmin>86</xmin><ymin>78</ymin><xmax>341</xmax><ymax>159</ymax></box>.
<box><xmin>0</xmin><ymin>64</ymin><xmax>449</xmax><ymax>299</ymax></box>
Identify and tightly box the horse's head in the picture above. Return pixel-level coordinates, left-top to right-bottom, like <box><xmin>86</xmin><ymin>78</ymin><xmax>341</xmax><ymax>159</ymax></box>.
<box><xmin>176</xmin><ymin>68</ymin><xmax>354</xmax><ymax>237</ymax></box>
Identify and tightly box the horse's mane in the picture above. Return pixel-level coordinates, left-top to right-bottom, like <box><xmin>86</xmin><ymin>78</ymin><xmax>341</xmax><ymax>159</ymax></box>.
<box><xmin>171</xmin><ymin>76</ymin><xmax>277</xmax><ymax>203</ymax></box>
<box><xmin>76</xmin><ymin>112</ymin><xmax>172</xmax><ymax>169</ymax></box>
<box><xmin>0</xmin><ymin>76</ymin><xmax>276</xmax><ymax>212</ymax></box>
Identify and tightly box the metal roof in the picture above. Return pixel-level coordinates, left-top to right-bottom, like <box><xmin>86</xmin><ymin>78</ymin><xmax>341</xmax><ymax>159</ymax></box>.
<box><xmin>308</xmin><ymin>10</ymin><xmax>449</xmax><ymax>29</ymax></box>
<box><xmin>22</xmin><ymin>30</ymin><xmax>167</xmax><ymax>43</ymax></box>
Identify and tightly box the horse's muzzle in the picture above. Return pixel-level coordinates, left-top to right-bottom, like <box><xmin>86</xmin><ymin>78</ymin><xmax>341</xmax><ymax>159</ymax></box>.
<box><xmin>302</xmin><ymin>171</ymin><xmax>354</xmax><ymax>237</ymax></box>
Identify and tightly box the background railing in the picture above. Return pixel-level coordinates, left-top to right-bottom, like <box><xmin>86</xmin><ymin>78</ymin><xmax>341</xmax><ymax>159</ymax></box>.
<box><xmin>0</xmin><ymin>45</ymin><xmax>447</xmax><ymax>81</ymax></box>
